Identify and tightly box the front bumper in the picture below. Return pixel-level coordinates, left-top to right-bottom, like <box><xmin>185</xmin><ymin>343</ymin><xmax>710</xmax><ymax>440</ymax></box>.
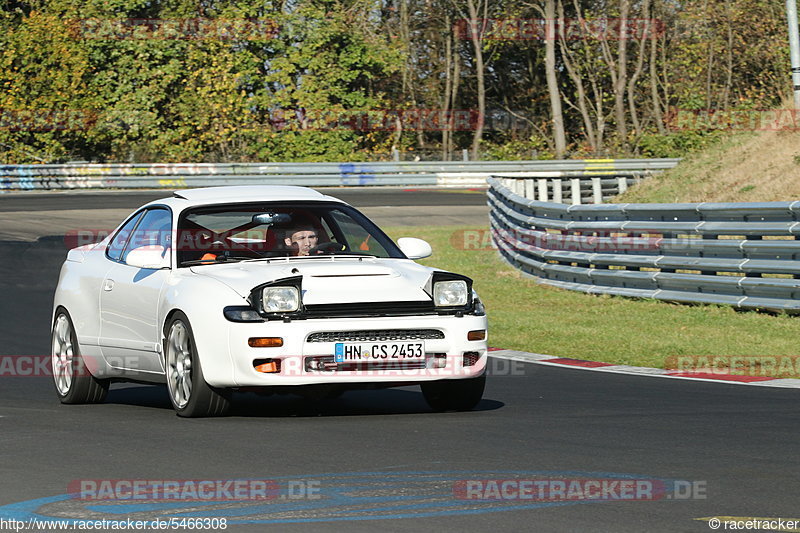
<box><xmin>221</xmin><ymin>314</ymin><xmax>488</xmax><ymax>387</ymax></box>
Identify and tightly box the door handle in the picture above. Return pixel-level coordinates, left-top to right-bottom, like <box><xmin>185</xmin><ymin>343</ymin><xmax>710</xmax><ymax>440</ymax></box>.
<box><xmin>103</xmin><ymin>279</ymin><xmax>114</xmax><ymax>291</ymax></box>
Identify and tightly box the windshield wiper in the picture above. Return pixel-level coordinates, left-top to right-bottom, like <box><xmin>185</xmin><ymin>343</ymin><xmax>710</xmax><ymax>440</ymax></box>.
<box><xmin>329</xmin><ymin>251</ymin><xmax>379</xmax><ymax>257</ymax></box>
<box><xmin>283</xmin><ymin>252</ymin><xmax>380</xmax><ymax>259</ymax></box>
<box><xmin>180</xmin><ymin>256</ymin><xmax>254</xmax><ymax>267</ymax></box>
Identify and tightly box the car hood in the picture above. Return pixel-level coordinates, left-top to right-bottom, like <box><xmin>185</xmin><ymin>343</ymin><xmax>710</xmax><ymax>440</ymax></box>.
<box><xmin>190</xmin><ymin>257</ymin><xmax>436</xmax><ymax>304</ymax></box>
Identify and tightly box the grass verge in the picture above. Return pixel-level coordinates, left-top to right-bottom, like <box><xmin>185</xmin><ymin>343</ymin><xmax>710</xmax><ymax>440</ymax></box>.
<box><xmin>385</xmin><ymin>225</ymin><xmax>800</xmax><ymax>372</ymax></box>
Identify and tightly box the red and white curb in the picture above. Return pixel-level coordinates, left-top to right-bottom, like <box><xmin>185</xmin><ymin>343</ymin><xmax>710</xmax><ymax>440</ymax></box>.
<box><xmin>488</xmin><ymin>348</ymin><xmax>800</xmax><ymax>389</ymax></box>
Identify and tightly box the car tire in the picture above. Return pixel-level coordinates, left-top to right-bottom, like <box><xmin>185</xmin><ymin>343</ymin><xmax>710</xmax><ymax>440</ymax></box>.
<box><xmin>164</xmin><ymin>311</ymin><xmax>231</xmax><ymax>418</ymax></box>
<box><xmin>421</xmin><ymin>373</ymin><xmax>486</xmax><ymax>412</ymax></box>
<box><xmin>51</xmin><ymin>309</ymin><xmax>109</xmax><ymax>404</ymax></box>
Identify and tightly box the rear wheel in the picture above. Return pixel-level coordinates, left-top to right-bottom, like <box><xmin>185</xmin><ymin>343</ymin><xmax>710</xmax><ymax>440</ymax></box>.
<box><xmin>51</xmin><ymin>310</ymin><xmax>108</xmax><ymax>404</ymax></box>
<box><xmin>164</xmin><ymin>312</ymin><xmax>231</xmax><ymax>417</ymax></box>
<box><xmin>421</xmin><ymin>373</ymin><xmax>486</xmax><ymax>412</ymax></box>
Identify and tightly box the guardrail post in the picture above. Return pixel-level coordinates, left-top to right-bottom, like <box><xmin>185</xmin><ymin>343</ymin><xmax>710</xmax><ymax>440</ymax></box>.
<box><xmin>592</xmin><ymin>177</ymin><xmax>602</xmax><ymax>204</ymax></box>
<box><xmin>571</xmin><ymin>178</ymin><xmax>581</xmax><ymax>205</ymax></box>
<box><xmin>537</xmin><ymin>179</ymin><xmax>548</xmax><ymax>201</ymax></box>
<box><xmin>524</xmin><ymin>179</ymin><xmax>535</xmax><ymax>199</ymax></box>
<box><xmin>618</xmin><ymin>176</ymin><xmax>628</xmax><ymax>194</ymax></box>
<box><xmin>553</xmin><ymin>179</ymin><xmax>563</xmax><ymax>203</ymax></box>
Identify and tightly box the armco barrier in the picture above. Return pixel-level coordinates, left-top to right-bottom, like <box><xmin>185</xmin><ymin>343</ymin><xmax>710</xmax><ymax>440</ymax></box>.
<box><xmin>0</xmin><ymin>159</ymin><xmax>679</xmax><ymax>190</ymax></box>
<box><xmin>495</xmin><ymin>174</ymin><xmax>641</xmax><ymax>204</ymax></box>
<box><xmin>488</xmin><ymin>177</ymin><xmax>800</xmax><ymax>312</ymax></box>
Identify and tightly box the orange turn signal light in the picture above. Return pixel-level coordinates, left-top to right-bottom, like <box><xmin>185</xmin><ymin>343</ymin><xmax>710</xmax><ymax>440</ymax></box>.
<box><xmin>254</xmin><ymin>361</ymin><xmax>279</xmax><ymax>373</ymax></box>
<box><xmin>467</xmin><ymin>330</ymin><xmax>486</xmax><ymax>341</ymax></box>
<box><xmin>248</xmin><ymin>337</ymin><xmax>284</xmax><ymax>348</ymax></box>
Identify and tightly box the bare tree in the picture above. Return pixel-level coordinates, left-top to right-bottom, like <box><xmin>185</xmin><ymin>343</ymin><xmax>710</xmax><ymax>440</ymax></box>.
<box><xmin>450</xmin><ymin>0</ymin><xmax>489</xmax><ymax>159</ymax></box>
<box><xmin>649</xmin><ymin>8</ymin><xmax>666</xmax><ymax>134</ymax></box>
<box><xmin>597</xmin><ymin>0</ymin><xmax>631</xmax><ymax>148</ymax></box>
<box><xmin>626</xmin><ymin>0</ymin><xmax>650</xmax><ymax>141</ymax></box>
<box><xmin>545</xmin><ymin>0</ymin><xmax>567</xmax><ymax>157</ymax></box>
<box><xmin>441</xmin><ymin>13</ymin><xmax>454</xmax><ymax>160</ymax></box>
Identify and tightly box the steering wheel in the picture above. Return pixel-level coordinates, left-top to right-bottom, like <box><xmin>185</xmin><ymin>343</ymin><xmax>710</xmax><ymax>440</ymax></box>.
<box><xmin>308</xmin><ymin>242</ymin><xmax>347</xmax><ymax>255</ymax></box>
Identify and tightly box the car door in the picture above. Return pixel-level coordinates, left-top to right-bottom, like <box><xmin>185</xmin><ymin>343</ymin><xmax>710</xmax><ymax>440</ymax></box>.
<box><xmin>99</xmin><ymin>207</ymin><xmax>172</xmax><ymax>375</ymax></box>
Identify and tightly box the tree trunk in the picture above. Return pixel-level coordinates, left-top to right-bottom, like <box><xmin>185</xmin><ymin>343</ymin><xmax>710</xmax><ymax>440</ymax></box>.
<box><xmin>650</xmin><ymin>19</ymin><xmax>666</xmax><ymax>134</ymax></box>
<box><xmin>722</xmin><ymin>2</ymin><xmax>734</xmax><ymax>110</ymax></box>
<box><xmin>465</xmin><ymin>0</ymin><xmax>485</xmax><ymax>160</ymax></box>
<box><xmin>443</xmin><ymin>14</ymin><xmax>453</xmax><ymax>161</ymax></box>
<box><xmin>626</xmin><ymin>0</ymin><xmax>649</xmax><ymax>140</ymax></box>
<box><xmin>545</xmin><ymin>0</ymin><xmax>567</xmax><ymax>158</ymax></box>
<box><xmin>558</xmin><ymin>0</ymin><xmax>595</xmax><ymax>152</ymax></box>
<box><xmin>614</xmin><ymin>0</ymin><xmax>630</xmax><ymax>147</ymax></box>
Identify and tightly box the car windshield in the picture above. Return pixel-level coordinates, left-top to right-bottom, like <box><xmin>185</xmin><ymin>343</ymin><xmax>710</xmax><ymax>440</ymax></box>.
<box><xmin>176</xmin><ymin>201</ymin><xmax>404</xmax><ymax>267</ymax></box>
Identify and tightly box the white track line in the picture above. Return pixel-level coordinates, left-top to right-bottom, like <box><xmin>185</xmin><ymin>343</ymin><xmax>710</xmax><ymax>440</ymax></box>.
<box><xmin>489</xmin><ymin>350</ymin><xmax>800</xmax><ymax>389</ymax></box>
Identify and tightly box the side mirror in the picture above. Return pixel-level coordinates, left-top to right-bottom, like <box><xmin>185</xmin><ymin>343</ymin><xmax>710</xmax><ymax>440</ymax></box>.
<box><xmin>397</xmin><ymin>237</ymin><xmax>432</xmax><ymax>260</ymax></box>
<box><xmin>125</xmin><ymin>245</ymin><xmax>170</xmax><ymax>269</ymax></box>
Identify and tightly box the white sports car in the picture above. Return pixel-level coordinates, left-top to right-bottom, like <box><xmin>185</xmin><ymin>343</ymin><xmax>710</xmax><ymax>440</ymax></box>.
<box><xmin>52</xmin><ymin>186</ymin><xmax>488</xmax><ymax>416</ymax></box>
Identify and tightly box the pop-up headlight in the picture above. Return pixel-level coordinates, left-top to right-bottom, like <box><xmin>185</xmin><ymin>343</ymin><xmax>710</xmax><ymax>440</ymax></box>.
<box><xmin>248</xmin><ymin>276</ymin><xmax>304</xmax><ymax>319</ymax></box>
<box><xmin>262</xmin><ymin>286</ymin><xmax>300</xmax><ymax>313</ymax></box>
<box><xmin>426</xmin><ymin>271</ymin><xmax>473</xmax><ymax>313</ymax></box>
<box><xmin>433</xmin><ymin>280</ymin><xmax>468</xmax><ymax>307</ymax></box>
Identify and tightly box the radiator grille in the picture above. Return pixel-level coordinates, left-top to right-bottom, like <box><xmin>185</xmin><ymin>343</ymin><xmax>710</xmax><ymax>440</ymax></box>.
<box><xmin>307</xmin><ymin>329</ymin><xmax>444</xmax><ymax>343</ymax></box>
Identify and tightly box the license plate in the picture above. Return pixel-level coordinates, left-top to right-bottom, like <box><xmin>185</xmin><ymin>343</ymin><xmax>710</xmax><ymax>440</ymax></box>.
<box><xmin>334</xmin><ymin>342</ymin><xmax>425</xmax><ymax>362</ymax></box>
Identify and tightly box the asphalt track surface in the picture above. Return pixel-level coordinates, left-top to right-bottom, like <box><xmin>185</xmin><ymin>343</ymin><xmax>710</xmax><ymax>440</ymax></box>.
<box><xmin>0</xmin><ymin>188</ymin><xmax>489</xmax><ymax>241</ymax></box>
<box><xmin>0</xmin><ymin>189</ymin><xmax>798</xmax><ymax>532</ymax></box>
<box><xmin>0</xmin><ymin>187</ymin><xmax>490</xmax><ymax>212</ymax></box>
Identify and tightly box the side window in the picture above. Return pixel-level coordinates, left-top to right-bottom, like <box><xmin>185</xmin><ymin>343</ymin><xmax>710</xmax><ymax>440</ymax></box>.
<box><xmin>122</xmin><ymin>208</ymin><xmax>172</xmax><ymax>265</ymax></box>
<box><xmin>106</xmin><ymin>212</ymin><xmax>143</xmax><ymax>262</ymax></box>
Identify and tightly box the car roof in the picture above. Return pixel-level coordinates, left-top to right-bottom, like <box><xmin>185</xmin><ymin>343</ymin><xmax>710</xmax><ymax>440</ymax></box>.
<box><xmin>144</xmin><ymin>185</ymin><xmax>347</xmax><ymax>210</ymax></box>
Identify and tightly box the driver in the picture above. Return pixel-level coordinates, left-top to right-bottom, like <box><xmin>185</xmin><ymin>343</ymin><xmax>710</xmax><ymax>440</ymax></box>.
<box><xmin>284</xmin><ymin>225</ymin><xmax>319</xmax><ymax>256</ymax></box>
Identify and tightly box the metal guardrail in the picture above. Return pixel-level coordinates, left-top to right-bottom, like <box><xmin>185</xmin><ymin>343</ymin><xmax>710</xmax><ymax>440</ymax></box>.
<box><xmin>0</xmin><ymin>159</ymin><xmax>680</xmax><ymax>190</ymax></box>
<box><xmin>488</xmin><ymin>177</ymin><xmax>800</xmax><ymax>312</ymax></box>
<box><xmin>496</xmin><ymin>174</ymin><xmax>644</xmax><ymax>204</ymax></box>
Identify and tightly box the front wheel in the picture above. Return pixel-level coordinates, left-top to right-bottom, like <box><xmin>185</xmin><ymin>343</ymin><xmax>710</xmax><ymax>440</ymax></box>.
<box><xmin>164</xmin><ymin>312</ymin><xmax>231</xmax><ymax>417</ymax></box>
<box><xmin>421</xmin><ymin>373</ymin><xmax>486</xmax><ymax>412</ymax></box>
<box><xmin>51</xmin><ymin>310</ymin><xmax>108</xmax><ymax>404</ymax></box>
